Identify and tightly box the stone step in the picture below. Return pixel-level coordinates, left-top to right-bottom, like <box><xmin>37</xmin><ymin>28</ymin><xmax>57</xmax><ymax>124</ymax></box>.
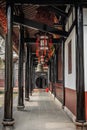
<box><xmin>33</xmin><ymin>88</ymin><xmax>45</xmax><ymax>92</ymax></box>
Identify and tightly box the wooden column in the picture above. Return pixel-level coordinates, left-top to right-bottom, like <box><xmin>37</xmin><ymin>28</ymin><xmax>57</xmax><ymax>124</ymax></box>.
<box><xmin>49</xmin><ymin>62</ymin><xmax>51</xmax><ymax>83</ymax></box>
<box><xmin>75</xmin><ymin>5</ymin><xmax>86</xmax><ymax>123</ymax></box>
<box><xmin>53</xmin><ymin>53</ymin><xmax>57</xmax><ymax>97</ymax></box>
<box><xmin>51</xmin><ymin>58</ymin><xmax>54</xmax><ymax>93</ymax></box>
<box><xmin>54</xmin><ymin>48</ymin><xmax>58</xmax><ymax>83</ymax></box>
<box><xmin>53</xmin><ymin>55</ymin><xmax>56</xmax><ymax>95</ymax></box>
<box><xmin>33</xmin><ymin>65</ymin><xmax>36</xmax><ymax>89</ymax></box>
<box><xmin>49</xmin><ymin>62</ymin><xmax>51</xmax><ymax>85</ymax></box>
<box><xmin>29</xmin><ymin>47</ymin><xmax>32</xmax><ymax>95</ymax></box>
<box><xmin>30</xmin><ymin>55</ymin><xmax>33</xmax><ymax>95</ymax></box>
<box><xmin>25</xmin><ymin>44</ymin><xmax>30</xmax><ymax>101</ymax></box>
<box><xmin>62</xmin><ymin>40</ymin><xmax>65</xmax><ymax>107</ymax></box>
<box><xmin>17</xmin><ymin>25</ymin><xmax>25</xmax><ymax>110</ymax></box>
<box><xmin>48</xmin><ymin>64</ymin><xmax>50</xmax><ymax>87</ymax></box>
<box><xmin>2</xmin><ymin>2</ymin><xmax>15</xmax><ymax>125</ymax></box>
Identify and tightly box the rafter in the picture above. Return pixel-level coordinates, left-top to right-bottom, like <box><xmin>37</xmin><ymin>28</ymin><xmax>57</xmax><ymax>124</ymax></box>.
<box><xmin>13</xmin><ymin>15</ymin><xmax>68</xmax><ymax>37</ymax></box>
<box><xmin>49</xmin><ymin>6</ymin><xmax>67</xmax><ymax>18</ymax></box>
<box><xmin>14</xmin><ymin>0</ymin><xmax>87</xmax><ymax>5</ymax></box>
<box><xmin>24</xmin><ymin>38</ymin><xmax>61</xmax><ymax>44</ymax></box>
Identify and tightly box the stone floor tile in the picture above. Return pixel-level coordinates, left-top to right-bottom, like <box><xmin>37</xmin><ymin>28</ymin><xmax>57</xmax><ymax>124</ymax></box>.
<box><xmin>0</xmin><ymin>92</ymin><xmax>80</xmax><ymax>130</ymax></box>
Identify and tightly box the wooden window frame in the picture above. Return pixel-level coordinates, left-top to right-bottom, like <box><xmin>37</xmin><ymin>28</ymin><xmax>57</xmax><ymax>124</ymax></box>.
<box><xmin>68</xmin><ymin>40</ymin><xmax>72</xmax><ymax>74</ymax></box>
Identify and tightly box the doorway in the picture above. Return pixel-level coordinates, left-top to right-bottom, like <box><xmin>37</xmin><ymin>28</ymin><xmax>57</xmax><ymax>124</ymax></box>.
<box><xmin>36</xmin><ymin>76</ymin><xmax>47</xmax><ymax>89</ymax></box>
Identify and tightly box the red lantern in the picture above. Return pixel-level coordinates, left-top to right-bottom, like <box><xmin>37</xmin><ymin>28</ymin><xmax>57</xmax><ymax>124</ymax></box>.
<box><xmin>44</xmin><ymin>37</ymin><xmax>47</xmax><ymax>46</ymax></box>
<box><xmin>36</xmin><ymin>37</ymin><xmax>39</xmax><ymax>47</ymax></box>
<box><xmin>44</xmin><ymin>49</ymin><xmax>46</xmax><ymax>56</ymax></box>
<box><xmin>49</xmin><ymin>38</ymin><xmax>53</xmax><ymax>48</ymax></box>
<box><xmin>38</xmin><ymin>57</ymin><xmax>40</xmax><ymax>62</ymax></box>
<box><xmin>36</xmin><ymin>49</ymin><xmax>39</xmax><ymax>57</ymax></box>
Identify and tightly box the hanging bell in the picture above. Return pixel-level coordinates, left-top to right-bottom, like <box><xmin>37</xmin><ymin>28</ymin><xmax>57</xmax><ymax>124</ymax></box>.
<box><xmin>36</xmin><ymin>63</ymin><xmax>43</xmax><ymax>72</ymax></box>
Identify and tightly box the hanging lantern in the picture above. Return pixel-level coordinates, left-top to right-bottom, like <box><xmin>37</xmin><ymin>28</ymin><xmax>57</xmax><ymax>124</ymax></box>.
<box><xmin>40</xmin><ymin>55</ymin><xmax>44</xmax><ymax>64</ymax></box>
<box><xmin>44</xmin><ymin>36</ymin><xmax>48</xmax><ymax>49</ymax></box>
<box><xmin>40</xmin><ymin>35</ymin><xmax>48</xmax><ymax>50</ymax></box>
<box><xmin>49</xmin><ymin>38</ymin><xmax>53</xmax><ymax>48</ymax></box>
<box><xmin>36</xmin><ymin>49</ymin><xmax>39</xmax><ymax>57</ymax></box>
<box><xmin>36</xmin><ymin>63</ymin><xmax>43</xmax><ymax>72</ymax></box>
<box><xmin>38</xmin><ymin>57</ymin><xmax>40</xmax><ymax>63</ymax></box>
<box><xmin>35</xmin><ymin>33</ymin><xmax>54</xmax><ymax>68</ymax></box>
<box><xmin>44</xmin><ymin>49</ymin><xmax>46</xmax><ymax>56</ymax></box>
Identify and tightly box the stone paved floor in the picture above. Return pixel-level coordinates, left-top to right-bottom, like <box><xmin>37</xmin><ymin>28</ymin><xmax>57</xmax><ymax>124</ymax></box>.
<box><xmin>0</xmin><ymin>92</ymin><xmax>85</xmax><ymax>130</ymax></box>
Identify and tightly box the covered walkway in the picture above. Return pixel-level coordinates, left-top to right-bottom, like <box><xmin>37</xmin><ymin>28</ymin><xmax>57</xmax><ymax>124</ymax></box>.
<box><xmin>0</xmin><ymin>1</ymin><xmax>87</xmax><ymax>129</ymax></box>
<box><xmin>0</xmin><ymin>91</ymin><xmax>76</xmax><ymax>130</ymax></box>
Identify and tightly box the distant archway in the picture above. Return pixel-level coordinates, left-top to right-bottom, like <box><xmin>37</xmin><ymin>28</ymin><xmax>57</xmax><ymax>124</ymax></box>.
<box><xmin>36</xmin><ymin>76</ymin><xmax>47</xmax><ymax>88</ymax></box>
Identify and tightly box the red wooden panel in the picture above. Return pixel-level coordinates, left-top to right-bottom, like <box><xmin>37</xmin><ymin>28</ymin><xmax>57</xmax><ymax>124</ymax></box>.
<box><xmin>0</xmin><ymin>79</ymin><xmax>4</xmax><ymax>87</ymax></box>
<box><xmin>85</xmin><ymin>92</ymin><xmax>87</xmax><ymax>120</ymax></box>
<box><xmin>55</xmin><ymin>83</ymin><xmax>63</xmax><ymax>102</ymax></box>
<box><xmin>65</xmin><ymin>88</ymin><xmax>76</xmax><ymax>115</ymax></box>
<box><xmin>58</xmin><ymin>46</ymin><xmax>63</xmax><ymax>81</ymax></box>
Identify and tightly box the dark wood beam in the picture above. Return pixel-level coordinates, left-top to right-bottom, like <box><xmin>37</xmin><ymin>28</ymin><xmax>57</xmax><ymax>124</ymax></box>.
<box><xmin>24</xmin><ymin>38</ymin><xmax>62</xmax><ymax>44</ymax></box>
<box><xmin>50</xmin><ymin>6</ymin><xmax>67</xmax><ymax>18</ymax></box>
<box><xmin>13</xmin><ymin>15</ymin><xmax>68</xmax><ymax>37</ymax></box>
<box><xmin>14</xmin><ymin>0</ymin><xmax>87</xmax><ymax>5</ymax></box>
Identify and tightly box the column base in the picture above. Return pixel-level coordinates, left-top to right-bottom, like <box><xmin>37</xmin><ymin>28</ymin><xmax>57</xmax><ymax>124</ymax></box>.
<box><xmin>25</xmin><ymin>97</ymin><xmax>30</xmax><ymax>101</ymax></box>
<box><xmin>17</xmin><ymin>105</ymin><xmax>25</xmax><ymax>110</ymax></box>
<box><xmin>75</xmin><ymin>121</ymin><xmax>87</xmax><ymax>126</ymax></box>
<box><xmin>29</xmin><ymin>93</ymin><xmax>32</xmax><ymax>96</ymax></box>
<box><xmin>2</xmin><ymin>118</ymin><xmax>15</xmax><ymax>126</ymax></box>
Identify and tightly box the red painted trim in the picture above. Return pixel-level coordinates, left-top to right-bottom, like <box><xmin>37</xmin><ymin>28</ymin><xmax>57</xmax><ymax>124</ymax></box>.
<box><xmin>49</xmin><ymin>82</ymin><xmax>52</xmax><ymax>92</ymax></box>
<box><xmin>0</xmin><ymin>79</ymin><xmax>4</xmax><ymax>87</ymax></box>
<box><xmin>85</xmin><ymin>92</ymin><xmax>87</xmax><ymax>120</ymax></box>
<box><xmin>49</xmin><ymin>83</ymin><xmax>76</xmax><ymax>116</ymax></box>
<box><xmin>55</xmin><ymin>83</ymin><xmax>63</xmax><ymax>101</ymax></box>
<box><xmin>65</xmin><ymin>88</ymin><xmax>76</xmax><ymax>116</ymax></box>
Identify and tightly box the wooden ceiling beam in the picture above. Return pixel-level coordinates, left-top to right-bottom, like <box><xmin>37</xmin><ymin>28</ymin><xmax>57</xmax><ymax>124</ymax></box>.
<box><xmin>13</xmin><ymin>15</ymin><xmax>68</xmax><ymax>37</ymax></box>
<box><xmin>49</xmin><ymin>6</ymin><xmax>67</xmax><ymax>18</ymax></box>
<box><xmin>24</xmin><ymin>38</ymin><xmax>61</xmax><ymax>44</ymax></box>
<box><xmin>14</xmin><ymin>0</ymin><xmax>87</xmax><ymax>5</ymax></box>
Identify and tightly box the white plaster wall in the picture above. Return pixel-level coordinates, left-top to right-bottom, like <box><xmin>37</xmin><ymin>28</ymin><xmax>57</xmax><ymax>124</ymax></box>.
<box><xmin>69</xmin><ymin>13</ymin><xmax>72</xmax><ymax>29</ymax></box>
<box><xmin>65</xmin><ymin>7</ymin><xmax>75</xmax><ymax>32</ymax></box>
<box><xmin>64</xmin><ymin>8</ymin><xmax>87</xmax><ymax>90</ymax></box>
<box><xmin>65</xmin><ymin>22</ymin><xmax>69</xmax><ymax>32</ymax></box>
<box><xmin>83</xmin><ymin>8</ymin><xmax>87</xmax><ymax>91</ymax></box>
<box><xmin>73</xmin><ymin>7</ymin><xmax>75</xmax><ymax>22</ymax></box>
<box><xmin>84</xmin><ymin>26</ymin><xmax>87</xmax><ymax>91</ymax></box>
<box><xmin>83</xmin><ymin>8</ymin><xmax>87</xmax><ymax>25</ymax></box>
<box><xmin>65</xmin><ymin>27</ymin><xmax>76</xmax><ymax>90</ymax></box>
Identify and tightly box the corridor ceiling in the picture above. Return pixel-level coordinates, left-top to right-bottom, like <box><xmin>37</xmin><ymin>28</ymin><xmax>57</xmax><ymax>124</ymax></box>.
<box><xmin>0</xmin><ymin>0</ymin><xmax>87</xmax><ymax>66</ymax></box>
